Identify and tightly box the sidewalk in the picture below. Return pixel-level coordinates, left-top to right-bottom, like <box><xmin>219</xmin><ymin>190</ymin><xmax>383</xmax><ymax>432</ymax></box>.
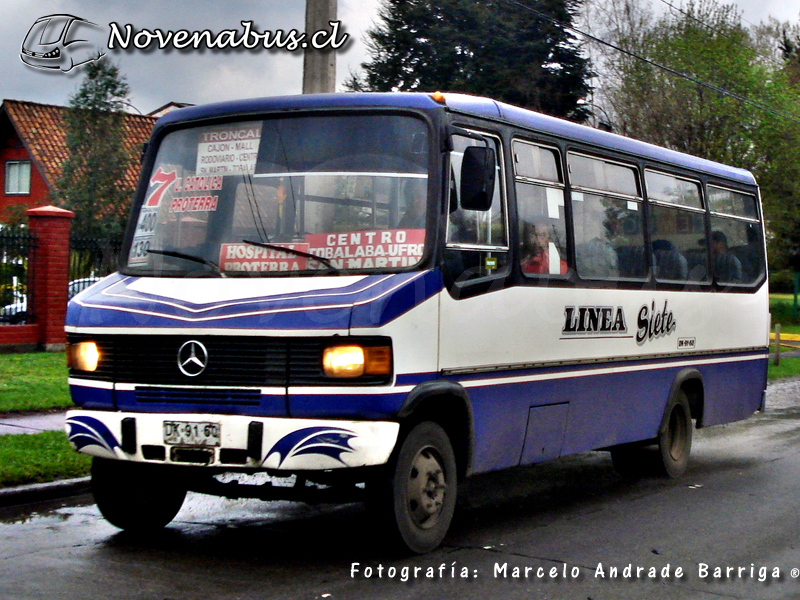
<box><xmin>0</xmin><ymin>411</ymin><xmax>66</xmax><ymax>435</ymax></box>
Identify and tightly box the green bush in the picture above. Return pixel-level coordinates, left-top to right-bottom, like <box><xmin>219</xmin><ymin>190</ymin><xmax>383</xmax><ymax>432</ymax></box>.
<box><xmin>770</xmin><ymin>269</ymin><xmax>797</xmax><ymax>294</ymax></box>
<box><xmin>770</xmin><ymin>294</ymin><xmax>800</xmax><ymax>328</ymax></box>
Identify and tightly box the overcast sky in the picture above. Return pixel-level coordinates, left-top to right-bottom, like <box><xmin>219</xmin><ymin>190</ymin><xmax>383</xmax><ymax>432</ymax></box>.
<box><xmin>4</xmin><ymin>0</ymin><xmax>799</xmax><ymax>115</ymax></box>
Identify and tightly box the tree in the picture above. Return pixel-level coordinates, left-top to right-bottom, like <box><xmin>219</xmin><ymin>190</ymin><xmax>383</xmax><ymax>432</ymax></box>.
<box><xmin>346</xmin><ymin>0</ymin><xmax>594</xmax><ymax>122</ymax></box>
<box><xmin>56</xmin><ymin>56</ymin><xmax>135</xmax><ymax>238</ymax></box>
<box><xmin>585</xmin><ymin>0</ymin><xmax>800</xmax><ymax>269</ymax></box>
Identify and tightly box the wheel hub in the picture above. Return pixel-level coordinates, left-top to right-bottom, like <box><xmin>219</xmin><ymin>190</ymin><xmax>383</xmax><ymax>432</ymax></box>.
<box><xmin>407</xmin><ymin>447</ymin><xmax>447</xmax><ymax>529</ymax></box>
<box><xmin>668</xmin><ymin>408</ymin><xmax>687</xmax><ymax>460</ymax></box>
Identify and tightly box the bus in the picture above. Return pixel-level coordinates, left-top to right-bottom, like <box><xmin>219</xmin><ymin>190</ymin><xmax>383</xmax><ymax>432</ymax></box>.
<box><xmin>65</xmin><ymin>92</ymin><xmax>769</xmax><ymax>554</ymax></box>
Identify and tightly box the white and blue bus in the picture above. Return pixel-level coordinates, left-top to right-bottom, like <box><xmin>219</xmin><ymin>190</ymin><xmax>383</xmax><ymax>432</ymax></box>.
<box><xmin>65</xmin><ymin>92</ymin><xmax>769</xmax><ymax>553</ymax></box>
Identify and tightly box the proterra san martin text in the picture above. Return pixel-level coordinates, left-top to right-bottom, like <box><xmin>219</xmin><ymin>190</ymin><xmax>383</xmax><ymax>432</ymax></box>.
<box><xmin>350</xmin><ymin>562</ymin><xmax>784</xmax><ymax>582</ymax></box>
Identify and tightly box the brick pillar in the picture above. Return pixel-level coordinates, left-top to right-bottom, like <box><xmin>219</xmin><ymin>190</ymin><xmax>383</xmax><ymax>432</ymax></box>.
<box><xmin>25</xmin><ymin>206</ymin><xmax>74</xmax><ymax>351</ymax></box>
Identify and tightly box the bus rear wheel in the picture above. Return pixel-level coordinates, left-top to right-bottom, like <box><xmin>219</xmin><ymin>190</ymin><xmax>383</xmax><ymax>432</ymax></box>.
<box><xmin>656</xmin><ymin>391</ymin><xmax>693</xmax><ymax>478</ymax></box>
<box><xmin>370</xmin><ymin>421</ymin><xmax>457</xmax><ymax>554</ymax></box>
<box><xmin>610</xmin><ymin>390</ymin><xmax>693</xmax><ymax>479</ymax></box>
<box><xmin>91</xmin><ymin>457</ymin><xmax>187</xmax><ymax>531</ymax></box>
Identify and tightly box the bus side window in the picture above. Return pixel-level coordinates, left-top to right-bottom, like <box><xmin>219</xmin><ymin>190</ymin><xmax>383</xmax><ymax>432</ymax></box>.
<box><xmin>513</xmin><ymin>141</ymin><xmax>568</xmax><ymax>277</ymax></box>
<box><xmin>645</xmin><ymin>170</ymin><xmax>709</xmax><ymax>284</ymax></box>
<box><xmin>707</xmin><ymin>186</ymin><xmax>764</xmax><ymax>285</ymax></box>
<box><xmin>445</xmin><ymin>133</ymin><xmax>509</xmax><ymax>284</ymax></box>
<box><xmin>568</xmin><ymin>153</ymin><xmax>646</xmax><ymax>281</ymax></box>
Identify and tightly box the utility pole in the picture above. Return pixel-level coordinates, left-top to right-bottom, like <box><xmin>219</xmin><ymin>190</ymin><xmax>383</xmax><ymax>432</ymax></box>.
<box><xmin>302</xmin><ymin>0</ymin><xmax>337</xmax><ymax>94</ymax></box>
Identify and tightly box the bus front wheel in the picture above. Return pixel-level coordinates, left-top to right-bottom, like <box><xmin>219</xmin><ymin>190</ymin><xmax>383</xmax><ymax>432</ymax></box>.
<box><xmin>656</xmin><ymin>391</ymin><xmax>693</xmax><ymax>478</ymax></box>
<box><xmin>91</xmin><ymin>457</ymin><xmax>187</xmax><ymax>531</ymax></box>
<box><xmin>371</xmin><ymin>421</ymin><xmax>457</xmax><ymax>554</ymax></box>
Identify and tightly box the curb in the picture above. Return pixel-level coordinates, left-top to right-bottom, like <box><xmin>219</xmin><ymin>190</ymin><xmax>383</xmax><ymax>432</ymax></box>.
<box><xmin>0</xmin><ymin>477</ymin><xmax>91</xmax><ymax>508</ymax></box>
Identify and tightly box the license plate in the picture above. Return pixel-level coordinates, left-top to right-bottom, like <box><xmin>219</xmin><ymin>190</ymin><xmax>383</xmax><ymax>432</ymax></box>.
<box><xmin>163</xmin><ymin>421</ymin><xmax>220</xmax><ymax>447</ymax></box>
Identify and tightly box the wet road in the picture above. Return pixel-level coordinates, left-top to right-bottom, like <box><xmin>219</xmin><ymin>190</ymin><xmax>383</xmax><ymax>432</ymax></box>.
<box><xmin>4</xmin><ymin>381</ymin><xmax>800</xmax><ymax>600</ymax></box>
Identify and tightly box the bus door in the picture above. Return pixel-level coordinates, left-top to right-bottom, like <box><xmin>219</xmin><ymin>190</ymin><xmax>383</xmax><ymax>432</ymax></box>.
<box><xmin>439</xmin><ymin>131</ymin><xmax>525</xmax><ymax>471</ymax></box>
<box><xmin>439</xmin><ymin>134</ymin><xmax>574</xmax><ymax>472</ymax></box>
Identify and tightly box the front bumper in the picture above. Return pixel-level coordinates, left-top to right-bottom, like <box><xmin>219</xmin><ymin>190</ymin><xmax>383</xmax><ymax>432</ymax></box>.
<box><xmin>66</xmin><ymin>410</ymin><xmax>400</xmax><ymax>470</ymax></box>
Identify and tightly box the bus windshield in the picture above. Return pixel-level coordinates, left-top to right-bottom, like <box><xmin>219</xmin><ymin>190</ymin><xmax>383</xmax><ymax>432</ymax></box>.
<box><xmin>125</xmin><ymin>114</ymin><xmax>431</xmax><ymax>276</ymax></box>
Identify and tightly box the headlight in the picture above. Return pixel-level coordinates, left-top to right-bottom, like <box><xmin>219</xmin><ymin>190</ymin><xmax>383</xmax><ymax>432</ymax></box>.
<box><xmin>323</xmin><ymin>344</ymin><xmax>392</xmax><ymax>378</ymax></box>
<box><xmin>68</xmin><ymin>341</ymin><xmax>100</xmax><ymax>372</ymax></box>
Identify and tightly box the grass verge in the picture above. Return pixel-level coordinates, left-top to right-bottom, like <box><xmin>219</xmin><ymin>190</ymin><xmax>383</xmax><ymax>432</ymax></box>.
<box><xmin>0</xmin><ymin>431</ymin><xmax>90</xmax><ymax>487</ymax></box>
<box><xmin>0</xmin><ymin>352</ymin><xmax>71</xmax><ymax>413</ymax></box>
<box><xmin>770</xmin><ymin>294</ymin><xmax>800</xmax><ymax>336</ymax></box>
<box><xmin>768</xmin><ymin>356</ymin><xmax>800</xmax><ymax>381</ymax></box>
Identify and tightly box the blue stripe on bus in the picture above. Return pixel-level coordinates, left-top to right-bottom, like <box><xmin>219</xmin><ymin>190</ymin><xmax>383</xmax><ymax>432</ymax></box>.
<box><xmin>112</xmin><ymin>389</ymin><xmax>288</xmax><ymax>417</ymax></box>
<box><xmin>67</xmin><ymin>271</ymin><xmax>444</xmax><ymax>330</ymax></box>
<box><xmin>69</xmin><ymin>385</ymin><xmax>115</xmax><ymax>411</ymax></box>
<box><xmin>350</xmin><ymin>270</ymin><xmax>443</xmax><ymax>328</ymax></box>
<box><xmin>289</xmin><ymin>393</ymin><xmax>408</xmax><ymax>420</ymax></box>
<box><xmin>466</xmin><ymin>352</ymin><xmax>766</xmax><ymax>473</ymax></box>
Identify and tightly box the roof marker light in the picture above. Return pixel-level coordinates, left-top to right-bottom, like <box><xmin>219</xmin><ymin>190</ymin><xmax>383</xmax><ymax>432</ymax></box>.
<box><xmin>431</xmin><ymin>91</ymin><xmax>447</xmax><ymax>104</ymax></box>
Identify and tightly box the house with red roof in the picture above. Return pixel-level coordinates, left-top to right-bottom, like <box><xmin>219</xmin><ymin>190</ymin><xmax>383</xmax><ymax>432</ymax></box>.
<box><xmin>0</xmin><ymin>99</ymin><xmax>157</xmax><ymax>222</ymax></box>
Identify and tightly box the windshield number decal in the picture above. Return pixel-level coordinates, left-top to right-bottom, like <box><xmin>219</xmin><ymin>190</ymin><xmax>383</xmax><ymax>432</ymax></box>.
<box><xmin>145</xmin><ymin>168</ymin><xmax>178</xmax><ymax>208</ymax></box>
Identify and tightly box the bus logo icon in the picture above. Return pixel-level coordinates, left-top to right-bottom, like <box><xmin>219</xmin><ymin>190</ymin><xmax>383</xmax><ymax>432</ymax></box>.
<box><xmin>20</xmin><ymin>14</ymin><xmax>106</xmax><ymax>72</ymax></box>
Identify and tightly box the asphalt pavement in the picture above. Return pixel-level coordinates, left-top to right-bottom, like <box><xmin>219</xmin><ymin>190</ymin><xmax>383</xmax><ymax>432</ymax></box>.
<box><xmin>7</xmin><ymin>379</ymin><xmax>800</xmax><ymax>600</ymax></box>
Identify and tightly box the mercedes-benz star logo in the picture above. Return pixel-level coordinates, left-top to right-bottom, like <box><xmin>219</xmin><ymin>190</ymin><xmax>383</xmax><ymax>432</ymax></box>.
<box><xmin>177</xmin><ymin>340</ymin><xmax>208</xmax><ymax>377</ymax></box>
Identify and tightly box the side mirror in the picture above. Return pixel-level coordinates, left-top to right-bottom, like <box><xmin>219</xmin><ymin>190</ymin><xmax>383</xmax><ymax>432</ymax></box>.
<box><xmin>460</xmin><ymin>146</ymin><xmax>496</xmax><ymax>211</ymax></box>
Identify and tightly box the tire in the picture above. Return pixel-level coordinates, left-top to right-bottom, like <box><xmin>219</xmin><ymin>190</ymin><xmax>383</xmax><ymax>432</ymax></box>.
<box><xmin>610</xmin><ymin>390</ymin><xmax>693</xmax><ymax>479</ymax></box>
<box><xmin>370</xmin><ymin>422</ymin><xmax>458</xmax><ymax>554</ymax></box>
<box><xmin>656</xmin><ymin>391</ymin><xmax>693</xmax><ymax>478</ymax></box>
<box><xmin>91</xmin><ymin>458</ymin><xmax>187</xmax><ymax>531</ymax></box>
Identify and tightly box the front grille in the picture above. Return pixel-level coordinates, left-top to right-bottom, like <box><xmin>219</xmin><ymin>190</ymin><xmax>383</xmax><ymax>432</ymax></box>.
<box><xmin>135</xmin><ymin>387</ymin><xmax>262</xmax><ymax>405</ymax></box>
<box><xmin>68</xmin><ymin>334</ymin><xmax>391</xmax><ymax>387</ymax></box>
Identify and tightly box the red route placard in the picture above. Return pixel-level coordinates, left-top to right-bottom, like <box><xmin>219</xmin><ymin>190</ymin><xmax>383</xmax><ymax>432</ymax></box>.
<box><xmin>219</xmin><ymin>229</ymin><xmax>425</xmax><ymax>272</ymax></box>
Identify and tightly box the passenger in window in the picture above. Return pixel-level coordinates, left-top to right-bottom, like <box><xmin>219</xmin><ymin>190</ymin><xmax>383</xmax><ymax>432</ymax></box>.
<box><xmin>520</xmin><ymin>220</ymin><xmax>567</xmax><ymax>275</ymax></box>
<box><xmin>652</xmin><ymin>239</ymin><xmax>688</xmax><ymax>281</ymax></box>
<box><xmin>735</xmin><ymin>226</ymin><xmax>762</xmax><ymax>283</ymax></box>
<box><xmin>574</xmin><ymin>198</ymin><xmax>621</xmax><ymax>279</ymax></box>
<box><xmin>577</xmin><ymin>238</ymin><xmax>619</xmax><ymax>279</ymax></box>
<box><xmin>711</xmin><ymin>230</ymin><xmax>742</xmax><ymax>283</ymax></box>
<box><xmin>398</xmin><ymin>180</ymin><xmax>426</xmax><ymax>229</ymax></box>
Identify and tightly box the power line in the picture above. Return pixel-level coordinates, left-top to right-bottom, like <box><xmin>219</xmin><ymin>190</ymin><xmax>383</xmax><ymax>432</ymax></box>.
<box><xmin>657</xmin><ymin>0</ymin><xmax>782</xmax><ymax>69</ymax></box>
<box><xmin>497</xmin><ymin>0</ymin><xmax>800</xmax><ymax>125</ymax></box>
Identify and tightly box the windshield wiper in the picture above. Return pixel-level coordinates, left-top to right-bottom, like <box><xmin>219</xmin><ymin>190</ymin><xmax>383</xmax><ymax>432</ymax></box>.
<box><xmin>242</xmin><ymin>239</ymin><xmax>339</xmax><ymax>273</ymax></box>
<box><xmin>147</xmin><ymin>249</ymin><xmax>224</xmax><ymax>276</ymax></box>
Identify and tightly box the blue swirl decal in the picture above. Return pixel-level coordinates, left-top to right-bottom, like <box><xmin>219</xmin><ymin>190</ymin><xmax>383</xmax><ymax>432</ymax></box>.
<box><xmin>266</xmin><ymin>426</ymin><xmax>356</xmax><ymax>467</ymax></box>
<box><xmin>66</xmin><ymin>416</ymin><xmax>120</xmax><ymax>454</ymax></box>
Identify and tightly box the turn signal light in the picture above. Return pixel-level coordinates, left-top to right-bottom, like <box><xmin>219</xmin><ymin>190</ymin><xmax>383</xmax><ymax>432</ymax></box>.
<box><xmin>323</xmin><ymin>345</ymin><xmax>392</xmax><ymax>378</ymax></box>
